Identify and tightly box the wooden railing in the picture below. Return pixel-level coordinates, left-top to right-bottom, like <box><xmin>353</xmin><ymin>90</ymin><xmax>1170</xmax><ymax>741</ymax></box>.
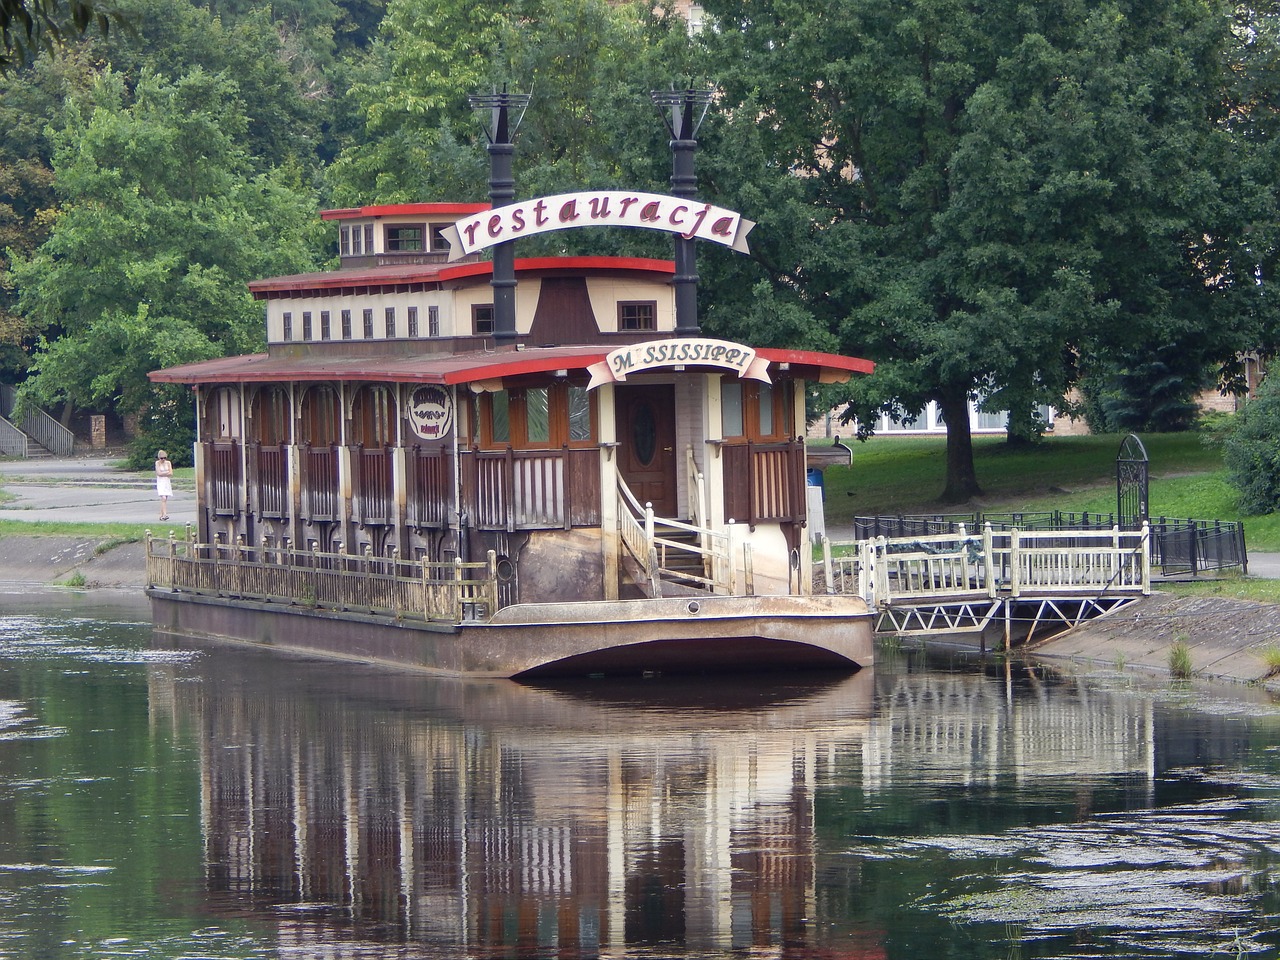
<box><xmin>615</xmin><ymin>477</ymin><xmax>747</xmax><ymax>598</ymax></box>
<box><xmin>462</xmin><ymin>447</ymin><xmax>601</xmax><ymax>531</ymax></box>
<box><xmin>407</xmin><ymin>445</ymin><xmax>451</xmax><ymax>528</ymax></box>
<box><xmin>300</xmin><ymin>444</ymin><xmax>338</xmax><ymax>522</ymax></box>
<box><xmin>821</xmin><ymin>524</ymin><xmax>1152</xmax><ymax>607</ymax></box>
<box><xmin>723</xmin><ymin>439</ymin><xmax>807</xmax><ymax>528</ymax></box>
<box><xmin>205</xmin><ymin>440</ymin><xmax>242</xmax><ymax>516</ymax></box>
<box><xmin>146</xmin><ymin>534</ymin><xmax>500</xmax><ymax>623</ymax></box>
<box><xmin>250</xmin><ymin>443</ymin><xmax>288</xmax><ymax>518</ymax></box>
<box><xmin>353</xmin><ymin>445</ymin><xmax>393</xmax><ymax>524</ymax></box>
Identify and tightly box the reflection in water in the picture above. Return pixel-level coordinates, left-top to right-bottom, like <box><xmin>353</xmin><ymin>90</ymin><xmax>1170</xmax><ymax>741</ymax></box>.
<box><xmin>4</xmin><ymin>597</ymin><xmax>1280</xmax><ymax>959</ymax></box>
<box><xmin>152</xmin><ymin>659</ymin><xmax>880</xmax><ymax>957</ymax></box>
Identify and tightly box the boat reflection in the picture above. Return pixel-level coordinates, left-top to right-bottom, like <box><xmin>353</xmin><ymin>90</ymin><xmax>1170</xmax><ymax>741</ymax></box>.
<box><xmin>148</xmin><ymin>650</ymin><xmax>881</xmax><ymax>957</ymax></box>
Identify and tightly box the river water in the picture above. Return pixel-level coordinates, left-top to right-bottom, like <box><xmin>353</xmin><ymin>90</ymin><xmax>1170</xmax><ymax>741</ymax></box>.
<box><xmin>2</xmin><ymin>590</ymin><xmax>1279</xmax><ymax>959</ymax></box>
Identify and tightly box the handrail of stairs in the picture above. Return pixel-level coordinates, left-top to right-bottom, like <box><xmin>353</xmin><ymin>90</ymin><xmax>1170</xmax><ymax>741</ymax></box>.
<box><xmin>617</xmin><ymin>476</ymin><xmax>662</xmax><ymax>597</ymax></box>
<box><xmin>616</xmin><ymin>474</ymin><xmax>737</xmax><ymax>595</ymax></box>
<box><xmin>0</xmin><ymin>416</ymin><xmax>29</xmax><ymax>457</ymax></box>
<box><xmin>0</xmin><ymin>385</ymin><xmax>74</xmax><ymax>457</ymax></box>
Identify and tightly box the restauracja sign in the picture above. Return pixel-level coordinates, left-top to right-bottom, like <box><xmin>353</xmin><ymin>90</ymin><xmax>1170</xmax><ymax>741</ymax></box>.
<box><xmin>442</xmin><ymin>191</ymin><xmax>755</xmax><ymax>261</ymax></box>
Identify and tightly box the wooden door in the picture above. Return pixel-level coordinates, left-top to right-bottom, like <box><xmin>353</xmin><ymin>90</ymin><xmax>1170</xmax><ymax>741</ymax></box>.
<box><xmin>615</xmin><ymin>384</ymin><xmax>678</xmax><ymax>517</ymax></box>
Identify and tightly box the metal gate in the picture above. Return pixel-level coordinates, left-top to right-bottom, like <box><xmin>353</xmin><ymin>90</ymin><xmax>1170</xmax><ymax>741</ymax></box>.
<box><xmin>1116</xmin><ymin>434</ymin><xmax>1149</xmax><ymax>530</ymax></box>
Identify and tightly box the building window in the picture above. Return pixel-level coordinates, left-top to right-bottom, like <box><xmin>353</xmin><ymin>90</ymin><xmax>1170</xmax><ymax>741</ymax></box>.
<box><xmin>385</xmin><ymin>224</ymin><xmax>424</xmax><ymax>252</ymax></box>
<box><xmin>721</xmin><ymin>378</ymin><xmax>787</xmax><ymax>441</ymax></box>
<box><xmin>429</xmin><ymin>223</ymin><xmax>450</xmax><ymax>252</ymax></box>
<box><xmin>341</xmin><ymin>309</ymin><xmax>352</xmax><ymax>339</ymax></box>
<box><xmin>385</xmin><ymin>306</ymin><xmax>396</xmax><ymax>338</ymax></box>
<box><xmin>302</xmin><ymin>311</ymin><xmax>313</xmax><ymax>342</ymax></box>
<box><xmin>282</xmin><ymin>311</ymin><xmax>293</xmax><ymax>341</ymax></box>
<box><xmin>618</xmin><ymin>301</ymin><xmax>657</xmax><ymax>331</ymax></box>
<box><xmin>363</xmin><ymin>223</ymin><xmax>374</xmax><ymax>253</ymax></box>
<box><xmin>320</xmin><ymin>310</ymin><xmax>331</xmax><ymax>341</ymax></box>
<box><xmin>362</xmin><ymin>308</ymin><xmax>374</xmax><ymax>339</ymax></box>
<box><xmin>351</xmin><ymin>226</ymin><xmax>363</xmax><ymax>255</ymax></box>
<box><xmin>428</xmin><ymin>305</ymin><xmax>440</xmax><ymax>337</ymax></box>
<box><xmin>473</xmin><ymin>304</ymin><xmax>495</xmax><ymax>336</ymax></box>
<box><xmin>339</xmin><ymin>226</ymin><xmax>351</xmax><ymax>256</ymax></box>
<box><xmin>477</xmin><ymin>384</ymin><xmax>596</xmax><ymax>450</ymax></box>
<box><xmin>407</xmin><ymin>306</ymin><xmax>419</xmax><ymax>338</ymax></box>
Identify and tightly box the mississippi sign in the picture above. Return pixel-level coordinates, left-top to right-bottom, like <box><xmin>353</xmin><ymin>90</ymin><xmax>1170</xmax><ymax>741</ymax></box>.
<box><xmin>586</xmin><ymin>338</ymin><xmax>771</xmax><ymax>389</ymax></box>
<box><xmin>442</xmin><ymin>191</ymin><xmax>755</xmax><ymax>261</ymax></box>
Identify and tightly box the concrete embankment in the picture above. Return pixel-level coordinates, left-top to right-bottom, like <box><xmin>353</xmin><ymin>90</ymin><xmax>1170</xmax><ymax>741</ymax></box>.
<box><xmin>0</xmin><ymin>534</ymin><xmax>148</xmax><ymax>590</ymax></box>
<box><xmin>1030</xmin><ymin>592</ymin><xmax>1280</xmax><ymax>689</ymax></box>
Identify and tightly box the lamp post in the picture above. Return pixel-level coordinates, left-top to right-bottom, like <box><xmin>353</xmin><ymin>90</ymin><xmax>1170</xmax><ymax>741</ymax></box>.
<box><xmin>470</xmin><ymin>88</ymin><xmax>530</xmax><ymax>345</ymax></box>
<box><xmin>652</xmin><ymin>86</ymin><xmax>714</xmax><ymax>338</ymax></box>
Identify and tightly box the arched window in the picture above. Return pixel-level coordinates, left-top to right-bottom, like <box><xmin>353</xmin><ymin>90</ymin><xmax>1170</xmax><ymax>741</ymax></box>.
<box><xmin>203</xmin><ymin>387</ymin><xmax>242</xmax><ymax>440</ymax></box>
<box><xmin>249</xmin><ymin>386</ymin><xmax>290</xmax><ymax>445</ymax></box>
<box><xmin>299</xmin><ymin>385</ymin><xmax>341</xmax><ymax>446</ymax></box>
<box><xmin>350</xmin><ymin>384</ymin><xmax>396</xmax><ymax>447</ymax></box>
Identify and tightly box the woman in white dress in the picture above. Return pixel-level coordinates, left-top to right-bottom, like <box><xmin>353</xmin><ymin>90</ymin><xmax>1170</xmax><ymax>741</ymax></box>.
<box><xmin>155</xmin><ymin>450</ymin><xmax>174</xmax><ymax>521</ymax></box>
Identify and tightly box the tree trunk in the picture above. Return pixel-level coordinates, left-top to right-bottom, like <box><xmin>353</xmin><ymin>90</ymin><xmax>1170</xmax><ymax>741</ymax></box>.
<box><xmin>938</xmin><ymin>390</ymin><xmax>982</xmax><ymax>503</ymax></box>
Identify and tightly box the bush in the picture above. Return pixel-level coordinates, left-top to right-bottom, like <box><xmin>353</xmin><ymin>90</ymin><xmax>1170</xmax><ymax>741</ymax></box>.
<box><xmin>1222</xmin><ymin>376</ymin><xmax>1280</xmax><ymax>515</ymax></box>
<box><xmin>124</xmin><ymin>389</ymin><xmax>196</xmax><ymax>470</ymax></box>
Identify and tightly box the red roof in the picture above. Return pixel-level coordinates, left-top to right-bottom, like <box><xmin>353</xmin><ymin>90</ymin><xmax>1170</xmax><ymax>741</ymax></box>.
<box><xmin>320</xmin><ymin>202</ymin><xmax>490</xmax><ymax>220</ymax></box>
<box><xmin>150</xmin><ymin>344</ymin><xmax>873</xmax><ymax>387</ymax></box>
<box><xmin>248</xmin><ymin>256</ymin><xmax>676</xmax><ymax>297</ymax></box>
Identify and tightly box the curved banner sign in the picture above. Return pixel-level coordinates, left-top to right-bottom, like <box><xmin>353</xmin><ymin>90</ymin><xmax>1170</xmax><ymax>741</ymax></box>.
<box><xmin>587</xmin><ymin>338</ymin><xmax>771</xmax><ymax>390</ymax></box>
<box><xmin>442</xmin><ymin>191</ymin><xmax>755</xmax><ymax>262</ymax></box>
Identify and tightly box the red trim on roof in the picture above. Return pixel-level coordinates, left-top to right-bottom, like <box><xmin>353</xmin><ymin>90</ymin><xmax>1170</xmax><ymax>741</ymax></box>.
<box><xmin>247</xmin><ymin>256</ymin><xmax>677</xmax><ymax>297</ymax></box>
<box><xmin>150</xmin><ymin>343</ymin><xmax>874</xmax><ymax>387</ymax></box>
<box><xmin>757</xmin><ymin>347</ymin><xmax>876</xmax><ymax>376</ymax></box>
<box><xmin>438</xmin><ymin>257</ymin><xmax>676</xmax><ymax>284</ymax></box>
<box><xmin>321</xmin><ymin>202</ymin><xmax>491</xmax><ymax>220</ymax></box>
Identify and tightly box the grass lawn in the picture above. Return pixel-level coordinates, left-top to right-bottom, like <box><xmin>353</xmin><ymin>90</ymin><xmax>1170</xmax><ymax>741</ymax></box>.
<box><xmin>818</xmin><ymin>431</ymin><xmax>1280</xmax><ymax>550</ymax></box>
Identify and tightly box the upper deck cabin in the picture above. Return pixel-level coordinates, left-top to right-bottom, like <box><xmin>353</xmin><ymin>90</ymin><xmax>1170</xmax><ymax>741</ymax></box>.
<box><xmin>152</xmin><ymin>200</ymin><xmax>872</xmax><ymax>608</ymax></box>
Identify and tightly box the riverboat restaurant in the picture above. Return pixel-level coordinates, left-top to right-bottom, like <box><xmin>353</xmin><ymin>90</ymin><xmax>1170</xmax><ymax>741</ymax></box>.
<box><xmin>149</xmin><ymin>197</ymin><xmax>873</xmax><ymax>608</ymax></box>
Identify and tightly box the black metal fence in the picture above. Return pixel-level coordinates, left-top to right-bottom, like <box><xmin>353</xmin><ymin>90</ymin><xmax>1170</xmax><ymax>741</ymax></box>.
<box><xmin>847</xmin><ymin>512</ymin><xmax>1247</xmax><ymax>577</ymax></box>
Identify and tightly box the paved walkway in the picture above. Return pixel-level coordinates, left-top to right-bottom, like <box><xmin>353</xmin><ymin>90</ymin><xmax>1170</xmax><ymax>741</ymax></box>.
<box><xmin>2</xmin><ymin>457</ymin><xmax>1275</xmax><ymax>574</ymax></box>
<box><xmin>0</xmin><ymin>456</ymin><xmax>196</xmax><ymax>529</ymax></box>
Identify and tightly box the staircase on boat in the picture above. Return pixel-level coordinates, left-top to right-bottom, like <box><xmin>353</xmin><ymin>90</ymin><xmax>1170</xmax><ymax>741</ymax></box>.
<box><xmin>616</xmin><ymin>447</ymin><xmax>755</xmax><ymax>599</ymax></box>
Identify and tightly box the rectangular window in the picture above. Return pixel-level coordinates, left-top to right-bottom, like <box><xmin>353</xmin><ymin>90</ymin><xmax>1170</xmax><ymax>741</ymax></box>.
<box><xmin>407</xmin><ymin>306</ymin><xmax>419</xmax><ymax>338</ymax></box>
<box><xmin>721</xmin><ymin>379</ymin><xmax>787</xmax><ymax>440</ymax></box>
<box><xmin>351</xmin><ymin>226</ymin><xmax>363</xmax><ymax>255</ymax></box>
<box><xmin>568</xmin><ymin>386</ymin><xmax>592</xmax><ymax>442</ymax></box>
<box><xmin>339</xmin><ymin>226</ymin><xmax>351</xmax><ymax>256</ymax></box>
<box><xmin>428</xmin><ymin>305</ymin><xmax>440</xmax><ymax>337</ymax></box>
<box><xmin>490</xmin><ymin>391</ymin><xmax>510</xmax><ymax>444</ymax></box>
<box><xmin>341</xmin><ymin>309</ymin><xmax>352</xmax><ymax>339</ymax></box>
<box><xmin>302</xmin><ymin>311</ymin><xmax>313</xmax><ymax>341</ymax></box>
<box><xmin>363</xmin><ymin>223</ymin><xmax>374</xmax><ymax>252</ymax></box>
<box><xmin>320</xmin><ymin>310</ymin><xmax>331</xmax><ymax>341</ymax></box>
<box><xmin>618</xmin><ymin>301</ymin><xmax>657</xmax><ymax>331</ymax></box>
<box><xmin>721</xmin><ymin>380</ymin><xmax>744</xmax><ymax>437</ymax></box>
<box><xmin>429</xmin><ymin>223</ymin><xmax>450</xmax><ymax>252</ymax></box>
<box><xmin>282</xmin><ymin>311</ymin><xmax>293</xmax><ymax>341</ymax></box>
<box><xmin>362</xmin><ymin>308</ymin><xmax>374</xmax><ymax>339</ymax></box>
<box><xmin>473</xmin><ymin>304</ymin><xmax>495</xmax><ymax>335</ymax></box>
<box><xmin>525</xmin><ymin>388</ymin><xmax>550</xmax><ymax>444</ymax></box>
<box><xmin>385</xmin><ymin>224</ymin><xmax>423</xmax><ymax>252</ymax></box>
<box><xmin>758</xmin><ymin>382</ymin><xmax>774</xmax><ymax>435</ymax></box>
<box><xmin>385</xmin><ymin>306</ymin><xmax>396</xmax><ymax>338</ymax></box>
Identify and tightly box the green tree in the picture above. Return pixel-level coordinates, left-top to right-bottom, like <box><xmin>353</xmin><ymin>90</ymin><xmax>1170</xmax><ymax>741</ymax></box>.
<box><xmin>325</xmin><ymin>0</ymin><xmax>691</xmax><ymax>216</ymax></box>
<box><xmin>695</xmin><ymin>0</ymin><xmax>1276</xmax><ymax>502</ymax></box>
<box><xmin>10</xmin><ymin>68</ymin><xmax>323</xmax><ymax>434</ymax></box>
<box><xmin>1223</xmin><ymin>375</ymin><xmax>1280</xmax><ymax>514</ymax></box>
<box><xmin>0</xmin><ymin>0</ymin><xmax>113</xmax><ymax>71</ymax></box>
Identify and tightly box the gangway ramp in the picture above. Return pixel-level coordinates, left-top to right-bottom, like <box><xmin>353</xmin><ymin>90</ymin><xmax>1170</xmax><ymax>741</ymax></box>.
<box><xmin>821</xmin><ymin>523</ymin><xmax>1151</xmax><ymax>647</ymax></box>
